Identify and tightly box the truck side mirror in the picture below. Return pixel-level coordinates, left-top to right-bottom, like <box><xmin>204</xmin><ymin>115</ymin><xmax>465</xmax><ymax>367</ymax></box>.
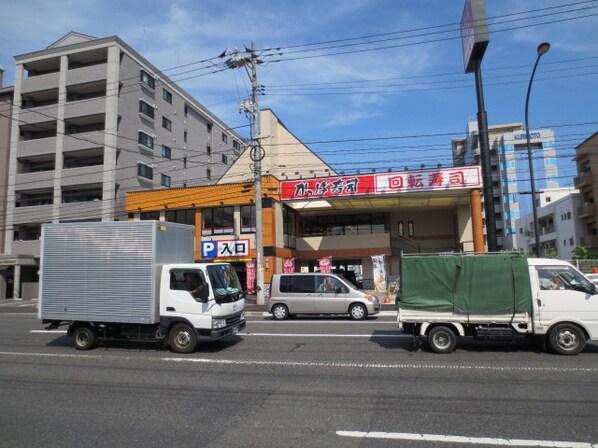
<box><xmin>199</xmin><ymin>285</ymin><xmax>210</xmax><ymax>302</ymax></box>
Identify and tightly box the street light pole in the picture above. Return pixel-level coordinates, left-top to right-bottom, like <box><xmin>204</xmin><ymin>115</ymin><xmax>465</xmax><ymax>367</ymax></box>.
<box><xmin>525</xmin><ymin>42</ymin><xmax>550</xmax><ymax>257</ymax></box>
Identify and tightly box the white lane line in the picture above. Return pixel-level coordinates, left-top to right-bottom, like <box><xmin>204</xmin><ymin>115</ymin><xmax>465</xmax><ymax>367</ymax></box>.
<box><xmin>337</xmin><ymin>430</ymin><xmax>598</xmax><ymax>447</ymax></box>
<box><xmin>30</xmin><ymin>330</ymin><xmax>67</xmax><ymax>334</ymax></box>
<box><xmin>2</xmin><ymin>351</ymin><xmax>598</xmax><ymax>373</ymax></box>
<box><xmin>237</xmin><ymin>332</ymin><xmax>408</xmax><ymax>338</ymax></box>
<box><xmin>29</xmin><ymin>330</ymin><xmax>405</xmax><ymax>338</ymax></box>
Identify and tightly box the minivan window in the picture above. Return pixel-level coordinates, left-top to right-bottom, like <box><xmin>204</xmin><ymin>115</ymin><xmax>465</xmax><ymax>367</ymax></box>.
<box><xmin>280</xmin><ymin>275</ymin><xmax>315</xmax><ymax>293</ymax></box>
<box><xmin>316</xmin><ymin>275</ymin><xmax>349</xmax><ymax>293</ymax></box>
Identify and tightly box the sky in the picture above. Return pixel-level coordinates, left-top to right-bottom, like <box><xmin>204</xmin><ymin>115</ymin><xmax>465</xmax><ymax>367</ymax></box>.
<box><xmin>0</xmin><ymin>0</ymin><xmax>597</xmax><ymax>192</ymax></box>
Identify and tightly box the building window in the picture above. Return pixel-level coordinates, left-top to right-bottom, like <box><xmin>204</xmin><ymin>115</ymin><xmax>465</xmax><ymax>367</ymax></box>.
<box><xmin>202</xmin><ymin>207</ymin><xmax>234</xmax><ymax>236</ymax></box>
<box><xmin>222</xmin><ymin>154</ymin><xmax>228</xmax><ymax>164</ymax></box>
<box><xmin>161</xmin><ymin>145</ymin><xmax>171</xmax><ymax>159</ymax></box>
<box><xmin>184</xmin><ymin>104</ymin><xmax>188</xmax><ymax>117</ymax></box>
<box><xmin>183</xmin><ymin>156</ymin><xmax>187</xmax><ymax>169</ymax></box>
<box><xmin>302</xmin><ymin>214</ymin><xmax>385</xmax><ymax>236</ymax></box>
<box><xmin>139</xmin><ymin>100</ymin><xmax>154</xmax><ymax>119</ymax></box>
<box><xmin>408</xmin><ymin>220</ymin><xmax>414</xmax><ymax>237</ymax></box>
<box><xmin>283</xmin><ymin>206</ymin><xmax>296</xmax><ymax>247</ymax></box>
<box><xmin>564</xmin><ymin>239</ymin><xmax>567</xmax><ymax>246</ymax></box>
<box><xmin>140</xmin><ymin>70</ymin><xmax>155</xmax><ymax>89</ymax></box>
<box><xmin>166</xmin><ymin>209</ymin><xmax>195</xmax><ymax>226</ymax></box>
<box><xmin>140</xmin><ymin>211</ymin><xmax>160</xmax><ymax>220</ymax></box>
<box><xmin>161</xmin><ymin>174</ymin><xmax>171</xmax><ymax>187</ymax></box>
<box><xmin>241</xmin><ymin>205</ymin><xmax>256</xmax><ymax>233</ymax></box>
<box><xmin>207</xmin><ymin>145</ymin><xmax>211</xmax><ymax>156</ymax></box>
<box><xmin>233</xmin><ymin>140</ymin><xmax>241</xmax><ymax>151</ymax></box>
<box><xmin>207</xmin><ymin>122</ymin><xmax>213</xmax><ymax>133</ymax></box>
<box><xmin>546</xmin><ymin>197</ymin><xmax>551</xmax><ymax>203</ymax></box>
<box><xmin>162</xmin><ymin>116</ymin><xmax>172</xmax><ymax>131</ymax></box>
<box><xmin>138</xmin><ymin>131</ymin><xmax>154</xmax><ymax>149</ymax></box>
<box><xmin>570</xmin><ymin>238</ymin><xmax>574</xmax><ymax>246</ymax></box>
<box><xmin>207</xmin><ymin>168</ymin><xmax>212</xmax><ymax>180</ymax></box>
<box><xmin>221</xmin><ymin>133</ymin><xmax>228</xmax><ymax>144</ymax></box>
<box><xmin>137</xmin><ymin>162</ymin><xmax>153</xmax><ymax>180</ymax></box>
<box><xmin>398</xmin><ymin>221</ymin><xmax>404</xmax><ymax>237</ymax></box>
<box><xmin>567</xmin><ymin>211</ymin><xmax>571</xmax><ymax>220</ymax></box>
<box><xmin>163</xmin><ymin>88</ymin><xmax>172</xmax><ymax>104</ymax></box>
<box><xmin>184</xmin><ymin>130</ymin><xmax>188</xmax><ymax>143</ymax></box>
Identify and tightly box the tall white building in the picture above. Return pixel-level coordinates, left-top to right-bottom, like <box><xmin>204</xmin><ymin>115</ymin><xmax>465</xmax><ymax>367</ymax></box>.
<box><xmin>515</xmin><ymin>188</ymin><xmax>582</xmax><ymax>259</ymax></box>
<box><xmin>1</xmin><ymin>32</ymin><xmax>243</xmax><ymax>299</ymax></box>
<box><xmin>452</xmin><ymin>121</ymin><xmax>559</xmax><ymax>250</ymax></box>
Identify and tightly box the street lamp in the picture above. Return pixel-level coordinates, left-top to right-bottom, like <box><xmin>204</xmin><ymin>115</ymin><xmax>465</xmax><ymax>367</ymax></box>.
<box><xmin>525</xmin><ymin>42</ymin><xmax>550</xmax><ymax>257</ymax></box>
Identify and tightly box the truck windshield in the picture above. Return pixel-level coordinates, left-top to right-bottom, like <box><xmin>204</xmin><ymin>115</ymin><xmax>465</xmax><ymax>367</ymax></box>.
<box><xmin>207</xmin><ymin>264</ymin><xmax>243</xmax><ymax>303</ymax></box>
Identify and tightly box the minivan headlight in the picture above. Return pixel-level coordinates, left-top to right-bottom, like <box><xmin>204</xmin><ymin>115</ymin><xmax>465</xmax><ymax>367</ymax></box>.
<box><xmin>212</xmin><ymin>318</ymin><xmax>227</xmax><ymax>329</ymax></box>
<box><xmin>364</xmin><ymin>294</ymin><xmax>375</xmax><ymax>302</ymax></box>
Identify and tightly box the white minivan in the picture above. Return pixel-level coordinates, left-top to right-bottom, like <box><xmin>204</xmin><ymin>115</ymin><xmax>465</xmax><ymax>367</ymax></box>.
<box><xmin>267</xmin><ymin>273</ymin><xmax>381</xmax><ymax>320</ymax></box>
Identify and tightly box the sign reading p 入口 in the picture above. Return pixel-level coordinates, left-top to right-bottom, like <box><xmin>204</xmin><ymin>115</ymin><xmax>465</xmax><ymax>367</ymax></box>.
<box><xmin>201</xmin><ymin>239</ymin><xmax>249</xmax><ymax>259</ymax></box>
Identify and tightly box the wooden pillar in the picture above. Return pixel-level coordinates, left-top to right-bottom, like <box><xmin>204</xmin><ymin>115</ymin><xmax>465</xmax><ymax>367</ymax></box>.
<box><xmin>470</xmin><ymin>189</ymin><xmax>485</xmax><ymax>253</ymax></box>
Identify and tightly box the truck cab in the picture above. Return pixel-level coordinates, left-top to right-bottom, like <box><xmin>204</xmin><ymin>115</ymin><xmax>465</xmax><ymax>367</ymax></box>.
<box><xmin>529</xmin><ymin>258</ymin><xmax>598</xmax><ymax>351</ymax></box>
<box><xmin>160</xmin><ymin>262</ymin><xmax>246</xmax><ymax>343</ymax></box>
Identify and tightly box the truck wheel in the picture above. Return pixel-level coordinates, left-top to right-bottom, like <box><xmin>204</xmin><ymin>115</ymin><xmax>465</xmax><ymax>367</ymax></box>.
<box><xmin>169</xmin><ymin>323</ymin><xmax>197</xmax><ymax>353</ymax></box>
<box><xmin>349</xmin><ymin>303</ymin><xmax>367</xmax><ymax>321</ymax></box>
<box><xmin>428</xmin><ymin>326</ymin><xmax>456</xmax><ymax>354</ymax></box>
<box><xmin>548</xmin><ymin>323</ymin><xmax>585</xmax><ymax>356</ymax></box>
<box><xmin>271</xmin><ymin>304</ymin><xmax>289</xmax><ymax>320</ymax></box>
<box><xmin>73</xmin><ymin>326</ymin><xmax>97</xmax><ymax>351</ymax></box>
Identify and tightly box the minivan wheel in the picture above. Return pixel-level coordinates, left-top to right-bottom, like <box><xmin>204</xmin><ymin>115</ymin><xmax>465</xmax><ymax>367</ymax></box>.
<box><xmin>548</xmin><ymin>323</ymin><xmax>585</xmax><ymax>356</ymax></box>
<box><xmin>349</xmin><ymin>303</ymin><xmax>367</xmax><ymax>321</ymax></box>
<box><xmin>271</xmin><ymin>304</ymin><xmax>289</xmax><ymax>320</ymax></box>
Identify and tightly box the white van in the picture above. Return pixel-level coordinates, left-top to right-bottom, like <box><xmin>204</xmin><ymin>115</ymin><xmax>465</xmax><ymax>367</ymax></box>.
<box><xmin>267</xmin><ymin>273</ymin><xmax>381</xmax><ymax>320</ymax></box>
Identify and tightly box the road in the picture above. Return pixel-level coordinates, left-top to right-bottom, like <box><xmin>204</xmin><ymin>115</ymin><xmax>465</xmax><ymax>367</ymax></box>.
<box><xmin>1</xmin><ymin>313</ymin><xmax>598</xmax><ymax>448</ymax></box>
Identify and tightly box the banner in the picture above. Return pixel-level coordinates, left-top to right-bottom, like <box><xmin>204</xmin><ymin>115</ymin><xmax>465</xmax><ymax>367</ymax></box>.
<box><xmin>371</xmin><ymin>255</ymin><xmax>387</xmax><ymax>293</ymax></box>
<box><xmin>283</xmin><ymin>258</ymin><xmax>295</xmax><ymax>273</ymax></box>
<box><xmin>318</xmin><ymin>257</ymin><xmax>332</xmax><ymax>274</ymax></box>
<box><xmin>245</xmin><ymin>260</ymin><xmax>256</xmax><ymax>295</ymax></box>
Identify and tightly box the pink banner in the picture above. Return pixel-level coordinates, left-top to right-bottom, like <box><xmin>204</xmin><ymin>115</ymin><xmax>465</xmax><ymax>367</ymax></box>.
<box><xmin>318</xmin><ymin>257</ymin><xmax>332</xmax><ymax>274</ymax></box>
<box><xmin>283</xmin><ymin>258</ymin><xmax>295</xmax><ymax>273</ymax></box>
<box><xmin>246</xmin><ymin>261</ymin><xmax>256</xmax><ymax>295</ymax></box>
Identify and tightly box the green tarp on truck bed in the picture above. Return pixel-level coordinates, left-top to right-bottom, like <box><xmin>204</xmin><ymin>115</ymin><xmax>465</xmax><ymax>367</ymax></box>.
<box><xmin>398</xmin><ymin>254</ymin><xmax>532</xmax><ymax>314</ymax></box>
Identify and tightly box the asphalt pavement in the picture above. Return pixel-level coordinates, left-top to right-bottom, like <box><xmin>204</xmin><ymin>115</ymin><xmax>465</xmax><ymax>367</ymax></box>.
<box><xmin>1</xmin><ymin>312</ymin><xmax>598</xmax><ymax>447</ymax></box>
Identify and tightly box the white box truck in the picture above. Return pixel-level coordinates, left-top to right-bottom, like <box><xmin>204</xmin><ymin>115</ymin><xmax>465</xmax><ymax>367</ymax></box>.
<box><xmin>39</xmin><ymin>221</ymin><xmax>246</xmax><ymax>353</ymax></box>
<box><xmin>397</xmin><ymin>253</ymin><xmax>598</xmax><ymax>355</ymax></box>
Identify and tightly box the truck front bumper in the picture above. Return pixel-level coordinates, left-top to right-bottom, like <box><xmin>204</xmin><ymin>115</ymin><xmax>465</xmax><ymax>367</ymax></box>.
<box><xmin>209</xmin><ymin>320</ymin><xmax>246</xmax><ymax>341</ymax></box>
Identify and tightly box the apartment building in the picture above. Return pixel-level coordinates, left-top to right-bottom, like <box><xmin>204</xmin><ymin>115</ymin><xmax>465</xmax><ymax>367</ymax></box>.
<box><xmin>515</xmin><ymin>188</ymin><xmax>582</xmax><ymax>258</ymax></box>
<box><xmin>0</xmin><ymin>68</ymin><xmax>15</xmax><ymax>300</ymax></box>
<box><xmin>574</xmin><ymin>130</ymin><xmax>598</xmax><ymax>248</ymax></box>
<box><xmin>452</xmin><ymin>121</ymin><xmax>559</xmax><ymax>250</ymax></box>
<box><xmin>1</xmin><ymin>32</ymin><xmax>243</xmax><ymax>299</ymax></box>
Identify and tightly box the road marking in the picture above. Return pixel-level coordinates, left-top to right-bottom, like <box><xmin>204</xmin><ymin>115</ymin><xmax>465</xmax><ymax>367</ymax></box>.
<box><xmin>237</xmin><ymin>332</ymin><xmax>408</xmax><ymax>338</ymax></box>
<box><xmin>337</xmin><ymin>430</ymin><xmax>598</xmax><ymax>447</ymax></box>
<box><xmin>2</xmin><ymin>350</ymin><xmax>598</xmax><ymax>373</ymax></box>
<box><xmin>30</xmin><ymin>330</ymin><xmax>67</xmax><ymax>334</ymax></box>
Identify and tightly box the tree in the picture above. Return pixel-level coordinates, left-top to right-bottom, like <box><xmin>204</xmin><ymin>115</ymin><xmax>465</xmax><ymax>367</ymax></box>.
<box><xmin>572</xmin><ymin>244</ymin><xmax>598</xmax><ymax>260</ymax></box>
<box><xmin>546</xmin><ymin>247</ymin><xmax>558</xmax><ymax>259</ymax></box>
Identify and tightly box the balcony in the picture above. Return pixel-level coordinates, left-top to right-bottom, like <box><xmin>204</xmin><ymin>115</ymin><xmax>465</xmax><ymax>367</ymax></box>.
<box><xmin>21</xmin><ymin>71</ymin><xmax>60</xmax><ymax>93</ymax></box>
<box><xmin>66</xmin><ymin>63</ymin><xmax>108</xmax><ymax>86</ymax></box>
<box><xmin>61</xmin><ymin>165</ymin><xmax>104</xmax><ymax>187</ymax></box>
<box><xmin>574</xmin><ymin>173</ymin><xmax>593</xmax><ymax>188</ymax></box>
<box><xmin>11</xmin><ymin>240</ymin><xmax>42</xmax><ymax>257</ymax></box>
<box><xmin>577</xmin><ymin>202</ymin><xmax>596</xmax><ymax>219</ymax></box>
<box><xmin>12</xmin><ymin>204</ymin><xmax>53</xmax><ymax>225</ymax></box>
<box><xmin>63</xmin><ymin>130</ymin><xmax>105</xmax><ymax>152</ymax></box>
<box><xmin>17</xmin><ymin>137</ymin><xmax>57</xmax><ymax>158</ymax></box>
<box><xmin>63</xmin><ymin>96</ymin><xmax>106</xmax><ymax>120</ymax></box>
<box><xmin>15</xmin><ymin>170</ymin><xmax>55</xmax><ymax>190</ymax></box>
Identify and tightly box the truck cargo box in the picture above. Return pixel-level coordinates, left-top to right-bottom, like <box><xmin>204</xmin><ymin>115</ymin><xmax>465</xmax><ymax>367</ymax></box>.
<box><xmin>398</xmin><ymin>253</ymin><xmax>533</xmax><ymax>315</ymax></box>
<box><xmin>39</xmin><ymin>221</ymin><xmax>194</xmax><ymax>324</ymax></box>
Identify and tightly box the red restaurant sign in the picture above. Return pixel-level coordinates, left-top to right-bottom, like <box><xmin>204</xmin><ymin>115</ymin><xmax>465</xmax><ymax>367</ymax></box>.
<box><xmin>280</xmin><ymin>166</ymin><xmax>481</xmax><ymax>201</ymax></box>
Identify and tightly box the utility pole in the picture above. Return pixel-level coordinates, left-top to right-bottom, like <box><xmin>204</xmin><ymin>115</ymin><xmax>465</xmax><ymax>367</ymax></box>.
<box><xmin>224</xmin><ymin>42</ymin><xmax>265</xmax><ymax>304</ymax></box>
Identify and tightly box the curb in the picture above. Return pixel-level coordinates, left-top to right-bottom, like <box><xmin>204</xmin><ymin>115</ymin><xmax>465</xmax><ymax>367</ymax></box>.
<box><xmin>244</xmin><ymin>310</ymin><xmax>397</xmax><ymax>318</ymax></box>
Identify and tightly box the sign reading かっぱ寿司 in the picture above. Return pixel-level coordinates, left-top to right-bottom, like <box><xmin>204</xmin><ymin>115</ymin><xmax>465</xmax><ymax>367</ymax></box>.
<box><xmin>280</xmin><ymin>166</ymin><xmax>481</xmax><ymax>201</ymax></box>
